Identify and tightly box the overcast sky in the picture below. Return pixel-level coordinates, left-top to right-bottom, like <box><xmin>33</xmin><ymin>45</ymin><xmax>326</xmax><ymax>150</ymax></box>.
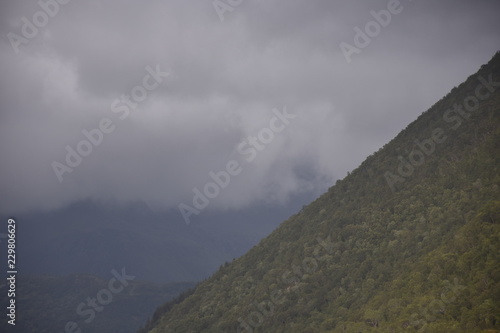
<box><xmin>1</xmin><ymin>0</ymin><xmax>499</xmax><ymax>214</ymax></box>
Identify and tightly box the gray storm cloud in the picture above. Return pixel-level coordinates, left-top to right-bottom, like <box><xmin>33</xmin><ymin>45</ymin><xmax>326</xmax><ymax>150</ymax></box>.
<box><xmin>1</xmin><ymin>0</ymin><xmax>499</xmax><ymax>213</ymax></box>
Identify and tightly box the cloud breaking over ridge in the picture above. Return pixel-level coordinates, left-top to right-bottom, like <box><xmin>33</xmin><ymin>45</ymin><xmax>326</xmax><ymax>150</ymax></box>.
<box><xmin>1</xmin><ymin>0</ymin><xmax>499</xmax><ymax>213</ymax></box>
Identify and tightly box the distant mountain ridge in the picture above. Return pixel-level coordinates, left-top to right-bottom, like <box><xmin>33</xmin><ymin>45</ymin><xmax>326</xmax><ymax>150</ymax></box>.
<box><xmin>1</xmin><ymin>193</ymin><xmax>315</xmax><ymax>283</ymax></box>
<box><xmin>0</xmin><ymin>274</ymin><xmax>194</xmax><ymax>333</ymax></box>
<box><xmin>144</xmin><ymin>52</ymin><xmax>500</xmax><ymax>332</ymax></box>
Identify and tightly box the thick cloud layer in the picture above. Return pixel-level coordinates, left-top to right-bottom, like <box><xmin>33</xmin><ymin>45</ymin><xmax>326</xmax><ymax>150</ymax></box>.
<box><xmin>1</xmin><ymin>0</ymin><xmax>499</xmax><ymax>213</ymax></box>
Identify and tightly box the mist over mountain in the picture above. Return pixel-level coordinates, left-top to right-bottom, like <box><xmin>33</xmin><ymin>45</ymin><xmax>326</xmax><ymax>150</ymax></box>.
<box><xmin>143</xmin><ymin>52</ymin><xmax>500</xmax><ymax>332</ymax></box>
<box><xmin>1</xmin><ymin>1</ymin><xmax>500</xmax><ymax>333</ymax></box>
<box><xmin>2</xmin><ymin>0</ymin><xmax>500</xmax><ymax>215</ymax></box>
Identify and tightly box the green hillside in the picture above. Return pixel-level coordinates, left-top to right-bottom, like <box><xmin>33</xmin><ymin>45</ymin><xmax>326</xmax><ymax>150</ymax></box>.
<box><xmin>145</xmin><ymin>52</ymin><xmax>500</xmax><ymax>333</ymax></box>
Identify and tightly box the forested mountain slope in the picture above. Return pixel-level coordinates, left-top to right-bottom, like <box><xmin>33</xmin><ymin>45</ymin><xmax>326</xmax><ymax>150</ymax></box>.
<box><xmin>145</xmin><ymin>52</ymin><xmax>500</xmax><ymax>333</ymax></box>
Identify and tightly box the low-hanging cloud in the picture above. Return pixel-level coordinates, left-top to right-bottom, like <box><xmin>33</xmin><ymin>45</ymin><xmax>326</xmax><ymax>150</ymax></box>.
<box><xmin>1</xmin><ymin>0</ymin><xmax>499</xmax><ymax>213</ymax></box>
